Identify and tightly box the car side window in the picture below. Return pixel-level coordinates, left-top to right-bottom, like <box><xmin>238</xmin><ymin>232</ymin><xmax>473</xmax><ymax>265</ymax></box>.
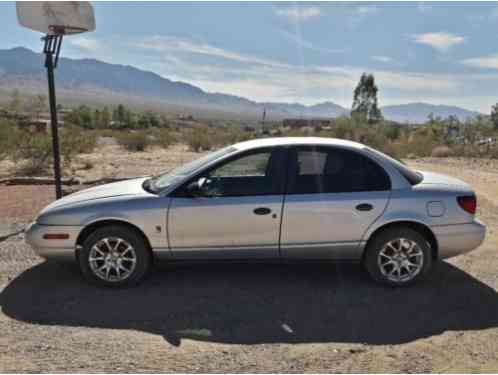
<box><xmin>211</xmin><ymin>152</ymin><xmax>270</xmax><ymax>178</ymax></box>
<box><xmin>288</xmin><ymin>147</ymin><xmax>391</xmax><ymax>194</ymax></box>
<box><xmin>199</xmin><ymin>150</ymin><xmax>281</xmax><ymax>197</ymax></box>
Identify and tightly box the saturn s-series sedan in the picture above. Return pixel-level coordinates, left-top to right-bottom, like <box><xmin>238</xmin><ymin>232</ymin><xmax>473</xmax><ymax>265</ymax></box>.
<box><xmin>25</xmin><ymin>137</ymin><xmax>486</xmax><ymax>287</ymax></box>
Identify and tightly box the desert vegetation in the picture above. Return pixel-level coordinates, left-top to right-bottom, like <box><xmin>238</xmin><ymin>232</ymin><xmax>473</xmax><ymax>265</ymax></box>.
<box><xmin>1</xmin><ymin>73</ymin><xmax>498</xmax><ymax>178</ymax></box>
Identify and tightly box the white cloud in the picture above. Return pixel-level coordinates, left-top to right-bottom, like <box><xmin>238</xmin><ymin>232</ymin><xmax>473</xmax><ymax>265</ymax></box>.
<box><xmin>355</xmin><ymin>5</ymin><xmax>378</xmax><ymax>15</ymax></box>
<box><xmin>372</xmin><ymin>56</ymin><xmax>393</xmax><ymax>63</ymax></box>
<box><xmin>135</xmin><ymin>36</ymin><xmax>289</xmax><ymax>68</ymax></box>
<box><xmin>69</xmin><ymin>37</ymin><xmax>101</xmax><ymax>51</ymax></box>
<box><xmin>345</xmin><ymin>5</ymin><xmax>379</xmax><ymax>28</ymax></box>
<box><xmin>278</xmin><ymin>29</ymin><xmax>347</xmax><ymax>54</ymax></box>
<box><xmin>412</xmin><ymin>32</ymin><xmax>465</xmax><ymax>52</ymax></box>
<box><xmin>417</xmin><ymin>2</ymin><xmax>433</xmax><ymax>13</ymax></box>
<box><xmin>275</xmin><ymin>6</ymin><xmax>321</xmax><ymax>22</ymax></box>
<box><xmin>462</xmin><ymin>54</ymin><xmax>498</xmax><ymax>69</ymax></box>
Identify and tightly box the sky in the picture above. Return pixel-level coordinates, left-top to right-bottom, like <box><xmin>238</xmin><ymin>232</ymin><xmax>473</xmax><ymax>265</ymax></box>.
<box><xmin>2</xmin><ymin>1</ymin><xmax>498</xmax><ymax>112</ymax></box>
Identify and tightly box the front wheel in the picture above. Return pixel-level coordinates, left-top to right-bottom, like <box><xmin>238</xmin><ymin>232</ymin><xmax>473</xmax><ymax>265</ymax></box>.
<box><xmin>364</xmin><ymin>227</ymin><xmax>432</xmax><ymax>286</ymax></box>
<box><xmin>78</xmin><ymin>225</ymin><xmax>151</xmax><ymax>287</ymax></box>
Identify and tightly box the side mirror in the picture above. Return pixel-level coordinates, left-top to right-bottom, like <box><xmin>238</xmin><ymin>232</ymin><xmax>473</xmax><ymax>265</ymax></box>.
<box><xmin>185</xmin><ymin>177</ymin><xmax>207</xmax><ymax>197</ymax></box>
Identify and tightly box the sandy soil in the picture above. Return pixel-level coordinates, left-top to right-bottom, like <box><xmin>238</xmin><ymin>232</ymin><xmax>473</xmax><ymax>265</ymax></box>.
<box><xmin>0</xmin><ymin>150</ymin><xmax>497</xmax><ymax>372</ymax></box>
<box><xmin>0</xmin><ymin>144</ymin><xmax>205</xmax><ymax>181</ymax></box>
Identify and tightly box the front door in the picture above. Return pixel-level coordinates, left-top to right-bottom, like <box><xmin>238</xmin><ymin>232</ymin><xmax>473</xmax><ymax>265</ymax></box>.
<box><xmin>168</xmin><ymin>148</ymin><xmax>286</xmax><ymax>259</ymax></box>
<box><xmin>280</xmin><ymin>146</ymin><xmax>391</xmax><ymax>259</ymax></box>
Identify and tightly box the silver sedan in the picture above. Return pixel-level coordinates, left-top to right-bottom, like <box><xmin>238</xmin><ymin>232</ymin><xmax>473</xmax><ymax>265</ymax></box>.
<box><xmin>25</xmin><ymin>137</ymin><xmax>486</xmax><ymax>287</ymax></box>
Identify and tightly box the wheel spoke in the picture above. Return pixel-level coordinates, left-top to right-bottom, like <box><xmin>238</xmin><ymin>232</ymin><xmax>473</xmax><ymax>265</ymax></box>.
<box><xmin>118</xmin><ymin>263</ymin><xmax>131</xmax><ymax>272</ymax></box>
<box><xmin>386</xmin><ymin>243</ymin><xmax>398</xmax><ymax>253</ymax></box>
<box><xmin>92</xmin><ymin>245</ymin><xmax>105</xmax><ymax>256</ymax></box>
<box><xmin>102</xmin><ymin>239</ymin><xmax>113</xmax><ymax>252</ymax></box>
<box><xmin>121</xmin><ymin>246</ymin><xmax>133</xmax><ymax>256</ymax></box>
<box><xmin>405</xmin><ymin>241</ymin><xmax>416</xmax><ymax>254</ymax></box>
<box><xmin>113</xmin><ymin>238</ymin><xmax>123</xmax><ymax>252</ymax></box>
<box><xmin>89</xmin><ymin>256</ymin><xmax>104</xmax><ymax>262</ymax></box>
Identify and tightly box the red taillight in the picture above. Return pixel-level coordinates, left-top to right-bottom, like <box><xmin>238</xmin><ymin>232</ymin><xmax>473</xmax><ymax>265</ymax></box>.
<box><xmin>457</xmin><ymin>195</ymin><xmax>476</xmax><ymax>215</ymax></box>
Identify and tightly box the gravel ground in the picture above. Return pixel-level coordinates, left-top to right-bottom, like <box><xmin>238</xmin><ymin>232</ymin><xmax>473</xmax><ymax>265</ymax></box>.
<box><xmin>0</xmin><ymin>155</ymin><xmax>498</xmax><ymax>372</ymax></box>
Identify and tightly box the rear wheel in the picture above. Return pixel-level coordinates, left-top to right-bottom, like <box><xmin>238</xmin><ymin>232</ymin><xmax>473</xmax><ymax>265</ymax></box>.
<box><xmin>364</xmin><ymin>227</ymin><xmax>432</xmax><ymax>286</ymax></box>
<box><xmin>78</xmin><ymin>225</ymin><xmax>151</xmax><ymax>287</ymax></box>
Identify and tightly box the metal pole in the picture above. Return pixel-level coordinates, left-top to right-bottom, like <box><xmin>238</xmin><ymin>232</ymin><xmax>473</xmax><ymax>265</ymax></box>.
<box><xmin>44</xmin><ymin>36</ymin><xmax>63</xmax><ymax>199</ymax></box>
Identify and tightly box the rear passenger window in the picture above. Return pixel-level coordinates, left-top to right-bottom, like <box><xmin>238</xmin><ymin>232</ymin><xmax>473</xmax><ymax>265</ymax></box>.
<box><xmin>289</xmin><ymin>147</ymin><xmax>391</xmax><ymax>194</ymax></box>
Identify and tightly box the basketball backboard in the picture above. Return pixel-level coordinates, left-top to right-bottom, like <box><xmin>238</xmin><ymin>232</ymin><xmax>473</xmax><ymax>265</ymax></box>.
<box><xmin>16</xmin><ymin>1</ymin><xmax>95</xmax><ymax>35</ymax></box>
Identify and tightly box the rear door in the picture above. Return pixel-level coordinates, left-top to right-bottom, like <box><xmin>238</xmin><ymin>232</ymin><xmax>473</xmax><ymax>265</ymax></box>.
<box><xmin>280</xmin><ymin>146</ymin><xmax>391</xmax><ymax>259</ymax></box>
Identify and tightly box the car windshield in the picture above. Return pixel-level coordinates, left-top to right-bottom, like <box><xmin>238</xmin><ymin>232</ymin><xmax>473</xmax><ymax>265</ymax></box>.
<box><xmin>147</xmin><ymin>146</ymin><xmax>237</xmax><ymax>193</ymax></box>
<box><xmin>365</xmin><ymin>147</ymin><xmax>423</xmax><ymax>186</ymax></box>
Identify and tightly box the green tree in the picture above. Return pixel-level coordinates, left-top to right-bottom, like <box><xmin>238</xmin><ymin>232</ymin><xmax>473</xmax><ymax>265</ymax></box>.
<box><xmin>351</xmin><ymin>73</ymin><xmax>382</xmax><ymax>123</ymax></box>
<box><xmin>101</xmin><ymin>107</ymin><xmax>111</xmax><ymax>128</ymax></box>
<box><xmin>491</xmin><ymin>103</ymin><xmax>498</xmax><ymax>130</ymax></box>
<box><xmin>113</xmin><ymin>104</ymin><xmax>127</xmax><ymax>128</ymax></box>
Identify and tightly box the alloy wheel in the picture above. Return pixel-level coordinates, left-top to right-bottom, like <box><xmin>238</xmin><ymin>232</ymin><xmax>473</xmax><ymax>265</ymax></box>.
<box><xmin>88</xmin><ymin>237</ymin><xmax>137</xmax><ymax>282</ymax></box>
<box><xmin>377</xmin><ymin>238</ymin><xmax>424</xmax><ymax>283</ymax></box>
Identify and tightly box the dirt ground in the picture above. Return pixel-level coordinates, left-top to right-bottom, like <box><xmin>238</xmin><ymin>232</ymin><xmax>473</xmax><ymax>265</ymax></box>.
<box><xmin>0</xmin><ymin>148</ymin><xmax>498</xmax><ymax>372</ymax></box>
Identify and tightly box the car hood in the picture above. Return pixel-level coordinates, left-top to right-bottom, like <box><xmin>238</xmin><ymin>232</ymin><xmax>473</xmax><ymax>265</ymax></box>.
<box><xmin>418</xmin><ymin>170</ymin><xmax>472</xmax><ymax>191</ymax></box>
<box><xmin>39</xmin><ymin>177</ymin><xmax>151</xmax><ymax>213</ymax></box>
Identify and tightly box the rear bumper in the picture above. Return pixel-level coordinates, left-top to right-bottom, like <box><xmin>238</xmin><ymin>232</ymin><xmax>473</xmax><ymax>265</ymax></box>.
<box><xmin>432</xmin><ymin>219</ymin><xmax>486</xmax><ymax>259</ymax></box>
<box><xmin>25</xmin><ymin>222</ymin><xmax>82</xmax><ymax>260</ymax></box>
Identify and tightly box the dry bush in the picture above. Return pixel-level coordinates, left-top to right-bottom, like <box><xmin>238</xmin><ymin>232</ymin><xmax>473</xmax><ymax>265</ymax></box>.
<box><xmin>0</xmin><ymin>120</ymin><xmax>20</xmax><ymax>161</ymax></box>
<box><xmin>152</xmin><ymin>128</ymin><xmax>176</xmax><ymax>149</ymax></box>
<box><xmin>431</xmin><ymin>145</ymin><xmax>453</xmax><ymax>157</ymax></box>
<box><xmin>185</xmin><ymin>128</ymin><xmax>213</xmax><ymax>152</ymax></box>
<box><xmin>10</xmin><ymin>126</ymin><xmax>97</xmax><ymax>175</ymax></box>
<box><xmin>116</xmin><ymin>132</ymin><xmax>148</xmax><ymax>152</ymax></box>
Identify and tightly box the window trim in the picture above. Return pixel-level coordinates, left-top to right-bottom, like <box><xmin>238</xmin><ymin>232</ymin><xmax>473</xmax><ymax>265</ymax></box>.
<box><xmin>285</xmin><ymin>145</ymin><xmax>392</xmax><ymax>195</ymax></box>
<box><xmin>170</xmin><ymin>146</ymin><xmax>288</xmax><ymax>198</ymax></box>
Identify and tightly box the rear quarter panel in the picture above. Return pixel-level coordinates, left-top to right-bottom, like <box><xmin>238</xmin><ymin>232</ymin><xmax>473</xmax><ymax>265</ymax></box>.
<box><xmin>362</xmin><ymin>184</ymin><xmax>477</xmax><ymax>241</ymax></box>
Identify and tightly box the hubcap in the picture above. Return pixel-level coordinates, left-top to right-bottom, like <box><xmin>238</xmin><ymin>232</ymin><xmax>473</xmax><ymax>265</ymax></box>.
<box><xmin>377</xmin><ymin>238</ymin><xmax>424</xmax><ymax>283</ymax></box>
<box><xmin>88</xmin><ymin>237</ymin><xmax>137</xmax><ymax>282</ymax></box>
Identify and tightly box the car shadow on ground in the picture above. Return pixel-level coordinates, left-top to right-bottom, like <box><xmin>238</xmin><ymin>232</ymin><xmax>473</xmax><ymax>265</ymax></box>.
<box><xmin>1</xmin><ymin>260</ymin><xmax>498</xmax><ymax>347</ymax></box>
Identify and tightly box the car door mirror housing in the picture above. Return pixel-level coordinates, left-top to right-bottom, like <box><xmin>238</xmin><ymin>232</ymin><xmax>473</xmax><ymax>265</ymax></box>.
<box><xmin>185</xmin><ymin>177</ymin><xmax>207</xmax><ymax>197</ymax></box>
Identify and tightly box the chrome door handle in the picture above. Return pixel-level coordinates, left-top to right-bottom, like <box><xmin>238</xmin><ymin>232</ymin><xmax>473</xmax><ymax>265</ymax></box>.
<box><xmin>356</xmin><ymin>203</ymin><xmax>373</xmax><ymax>211</ymax></box>
<box><xmin>253</xmin><ymin>207</ymin><xmax>272</xmax><ymax>215</ymax></box>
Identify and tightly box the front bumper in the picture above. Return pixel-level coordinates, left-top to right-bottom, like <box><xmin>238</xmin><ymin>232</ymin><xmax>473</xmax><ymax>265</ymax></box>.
<box><xmin>432</xmin><ymin>219</ymin><xmax>486</xmax><ymax>259</ymax></box>
<box><xmin>25</xmin><ymin>222</ymin><xmax>82</xmax><ymax>260</ymax></box>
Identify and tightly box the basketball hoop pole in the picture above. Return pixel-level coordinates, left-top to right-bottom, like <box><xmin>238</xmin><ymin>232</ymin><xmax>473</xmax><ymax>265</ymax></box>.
<box><xmin>43</xmin><ymin>34</ymin><xmax>63</xmax><ymax>199</ymax></box>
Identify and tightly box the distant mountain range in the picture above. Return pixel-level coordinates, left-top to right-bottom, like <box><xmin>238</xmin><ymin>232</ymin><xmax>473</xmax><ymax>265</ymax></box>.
<box><xmin>0</xmin><ymin>47</ymin><xmax>483</xmax><ymax>123</ymax></box>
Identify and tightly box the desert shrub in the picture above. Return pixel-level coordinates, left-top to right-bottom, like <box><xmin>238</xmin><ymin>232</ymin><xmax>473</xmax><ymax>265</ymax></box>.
<box><xmin>488</xmin><ymin>146</ymin><xmax>498</xmax><ymax>159</ymax></box>
<box><xmin>11</xmin><ymin>133</ymin><xmax>53</xmax><ymax>175</ymax></box>
<box><xmin>60</xmin><ymin>126</ymin><xmax>97</xmax><ymax>162</ymax></box>
<box><xmin>9</xmin><ymin>126</ymin><xmax>96</xmax><ymax>175</ymax></box>
<box><xmin>450</xmin><ymin>144</ymin><xmax>481</xmax><ymax>158</ymax></box>
<box><xmin>185</xmin><ymin>128</ymin><xmax>213</xmax><ymax>152</ymax></box>
<box><xmin>0</xmin><ymin>120</ymin><xmax>21</xmax><ymax>161</ymax></box>
<box><xmin>116</xmin><ymin>131</ymin><xmax>148</xmax><ymax>152</ymax></box>
<box><xmin>431</xmin><ymin>145</ymin><xmax>453</xmax><ymax>157</ymax></box>
<box><xmin>153</xmin><ymin>128</ymin><xmax>176</xmax><ymax>149</ymax></box>
<box><xmin>209</xmin><ymin>128</ymin><xmax>252</xmax><ymax>148</ymax></box>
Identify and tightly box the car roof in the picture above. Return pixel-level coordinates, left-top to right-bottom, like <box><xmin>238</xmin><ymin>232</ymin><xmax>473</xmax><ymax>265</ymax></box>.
<box><xmin>232</xmin><ymin>137</ymin><xmax>366</xmax><ymax>151</ymax></box>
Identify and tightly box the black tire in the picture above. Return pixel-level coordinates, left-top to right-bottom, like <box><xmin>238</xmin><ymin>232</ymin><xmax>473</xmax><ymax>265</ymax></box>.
<box><xmin>78</xmin><ymin>225</ymin><xmax>151</xmax><ymax>287</ymax></box>
<box><xmin>364</xmin><ymin>227</ymin><xmax>432</xmax><ymax>287</ymax></box>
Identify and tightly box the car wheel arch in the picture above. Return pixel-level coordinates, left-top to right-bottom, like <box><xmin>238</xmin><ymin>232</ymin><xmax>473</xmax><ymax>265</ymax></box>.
<box><xmin>362</xmin><ymin>220</ymin><xmax>439</xmax><ymax>262</ymax></box>
<box><xmin>75</xmin><ymin>219</ymin><xmax>153</xmax><ymax>260</ymax></box>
